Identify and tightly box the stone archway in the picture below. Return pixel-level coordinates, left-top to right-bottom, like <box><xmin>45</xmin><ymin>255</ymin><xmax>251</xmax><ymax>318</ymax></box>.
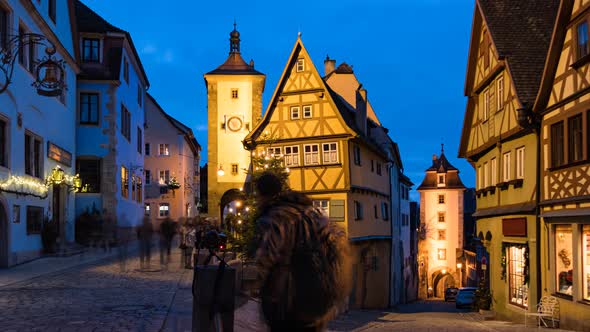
<box><xmin>0</xmin><ymin>200</ymin><xmax>9</xmax><ymax>267</ymax></box>
<box><xmin>219</xmin><ymin>189</ymin><xmax>246</xmax><ymax>226</ymax></box>
<box><xmin>432</xmin><ymin>269</ymin><xmax>456</xmax><ymax>298</ymax></box>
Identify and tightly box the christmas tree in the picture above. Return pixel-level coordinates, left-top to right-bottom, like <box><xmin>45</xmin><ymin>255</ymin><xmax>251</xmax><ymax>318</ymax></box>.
<box><xmin>223</xmin><ymin>148</ymin><xmax>290</xmax><ymax>258</ymax></box>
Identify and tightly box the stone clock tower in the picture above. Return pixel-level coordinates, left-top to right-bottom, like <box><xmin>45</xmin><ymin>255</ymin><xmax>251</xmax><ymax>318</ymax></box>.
<box><xmin>204</xmin><ymin>25</ymin><xmax>265</xmax><ymax>220</ymax></box>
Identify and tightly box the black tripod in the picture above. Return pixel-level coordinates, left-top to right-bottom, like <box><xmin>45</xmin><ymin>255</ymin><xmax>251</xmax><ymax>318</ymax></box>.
<box><xmin>192</xmin><ymin>246</ymin><xmax>233</xmax><ymax>331</ymax></box>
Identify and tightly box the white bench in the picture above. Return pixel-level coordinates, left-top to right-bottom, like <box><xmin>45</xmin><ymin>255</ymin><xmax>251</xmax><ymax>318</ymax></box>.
<box><xmin>525</xmin><ymin>295</ymin><xmax>560</xmax><ymax>328</ymax></box>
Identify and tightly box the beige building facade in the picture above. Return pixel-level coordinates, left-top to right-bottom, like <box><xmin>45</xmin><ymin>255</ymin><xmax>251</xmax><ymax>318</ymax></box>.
<box><xmin>204</xmin><ymin>26</ymin><xmax>265</xmax><ymax>220</ymax></box>
<box><xmin>144</xmin><ymin>94</ymin><xmax>200</xmax><ymax>224</ymax></box>
<box><xmin>418</xmin><ymin>152</ymin><xmax>466</xmax><ymax>299</ymax></box>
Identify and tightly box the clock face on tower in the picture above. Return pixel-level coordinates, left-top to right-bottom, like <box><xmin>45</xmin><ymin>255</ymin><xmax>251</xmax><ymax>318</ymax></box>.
<box><xmin>227</xmin><ymin>116</ymin><xmax>243</xmax><ymax>132</ymax></box>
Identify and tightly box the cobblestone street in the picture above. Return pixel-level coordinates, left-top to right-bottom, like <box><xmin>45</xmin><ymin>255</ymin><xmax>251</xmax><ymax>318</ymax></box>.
<box><xmin>0</xmin><ymin>250</ymin><xmax>574</xmax><ymax>332</ymax></box>
<box><xmin>0</xmin><ymin>246</ymin><xmax>189</xmax><ymax>332</ymax></box>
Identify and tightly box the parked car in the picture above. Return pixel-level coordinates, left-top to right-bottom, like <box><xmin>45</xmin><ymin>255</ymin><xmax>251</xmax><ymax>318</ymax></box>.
<box><xmin>455</xmin><ymin>287</ymin><xmax>477</xmax><ymax>309</ymax></box>
<box><xmin>444</xmin><ymin>287</ymin><xmax>458</xmax><ymax>302</ymax></box>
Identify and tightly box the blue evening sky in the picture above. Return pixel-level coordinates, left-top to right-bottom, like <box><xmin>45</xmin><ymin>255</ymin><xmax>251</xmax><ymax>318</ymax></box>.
<box><xmin>82</xmin><ymin>0</ymin><xmax>476</xmax><ymax>200</ymax></box>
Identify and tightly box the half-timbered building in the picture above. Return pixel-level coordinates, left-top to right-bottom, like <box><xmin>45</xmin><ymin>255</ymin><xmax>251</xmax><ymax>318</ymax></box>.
<box><xmin>534</xmin><ymin>0</ymin><xmax>590</xmax><ymax>329</ymax></box>
<box><xmin>244</xmin><ymin>36</ymin><xmax>401</xmax><ymax>309</ymax></box>
<box><xmin>459</xmin><ymin>0</ymin><xmax>560</xmax><ymax>322</ymax></box>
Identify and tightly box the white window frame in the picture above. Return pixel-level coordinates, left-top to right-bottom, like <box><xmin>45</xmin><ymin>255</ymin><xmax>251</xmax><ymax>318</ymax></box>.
<box><xmin>503</xmin><ymin>151</ymin><xmax>511</xmax><ymax>182</ymax></box>
<box><xmin>483</xmin><ymin>161</ymin><xmax>489</xmax><ymax>188</ymax></box>
<box><xmin>303</xmin><ymin>144</ymin><xmax>319</xmax><ymax>165</ymax></box>
<box><xmin>158</xmin><ymin>203</ymin><xmax>169</xmax><ymax>218</ymax></box>
<box><xmin>497</xmin><ymin>76</ymin><xmax>504</xmax><ymax>110</ymax></box>
<box><xmin>267</xmin><ymin>147</ymin><xmax>282</xmax><ymax>157</ymax></box>
<box><xmin>437</xmin><ymin>174</ymin><xmax>446</xmax><ymax>187</ymax></box>
<box><xmin>296</xmin><ymin>58</ymin><xmax>305</xmax><ymax>72</ymax></box>
<box><xmin>290</xmin><ymin>106</ymin><xmax>300</xmax><ymax>120</ymax></box>
<box><xmin>491</xmin><ymin>157</ymin><xmax>497</xmax><ymax>185</ymax></box>
<box><xmin>159</xmin><ymin>170</ymin><xmax>170</xmax><ymax>184</ymax></box>
<box><xmin>159</xmin><ymin>143</ymin><xmax>170</xmax><ymax>156</ymax></box>
<box><xmin>516</xmin><ymin>147</ymin><xmax>525</xmax><ymax>180</ymax></box>
<box><xmin>322</xmin><ymin>142</ymin><xmax>338</xmax><ymax>164</ymax></box>
<box><xmin>284</xmin><ymin>145</ymin><xmax>300</xmax><ymax>167</ymax></box>
<box><xmin>303</xmin><ymin>105</ymin><xmax>312</xmax><ymax>118</ymax></box>
<box><xmin>313</xmin><ymin>200</ymin><xmax>329</xmax><ymax>217</ymax></box>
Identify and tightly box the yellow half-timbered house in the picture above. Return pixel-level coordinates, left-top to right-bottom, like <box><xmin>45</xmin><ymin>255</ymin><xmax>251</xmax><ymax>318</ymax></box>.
<box><xmin>459</xmin><ymin>0</ymin><xmax>560</xmax><ymax>322</ymax></box>
<box><xmin>244</xmin><ymin>36</ymin><xmax>400</xmax><ymax>309</ymax></box>
<box><xmin>534</xmin><ymin>0</ymin><xmax>590</xmax><ymax>329</ymax></box>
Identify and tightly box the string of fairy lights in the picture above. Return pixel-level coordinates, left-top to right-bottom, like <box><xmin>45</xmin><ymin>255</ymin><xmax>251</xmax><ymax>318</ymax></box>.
<box><xmin>0</xmin><ymin>166</ymin><xmax>81</xmax><ymax>199</ymax></box>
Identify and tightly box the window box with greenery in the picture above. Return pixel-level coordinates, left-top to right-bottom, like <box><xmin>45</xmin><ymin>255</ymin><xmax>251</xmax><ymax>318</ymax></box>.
<box><xmin>166</xmin><ymin>176</ymin><xmax>181</xmax><ymax>190</ymax></box>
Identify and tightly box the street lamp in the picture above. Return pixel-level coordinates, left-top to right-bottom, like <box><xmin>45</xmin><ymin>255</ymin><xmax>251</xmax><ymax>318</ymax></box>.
<box><xmin>0</xmin><ymin>33</ymin><xmax>66</xmax><ymax>96</ymax></box>
<box><xmin>217</xmin><ymin>164</ymin><xmax>225</xmax><ymax>176</ymax></box>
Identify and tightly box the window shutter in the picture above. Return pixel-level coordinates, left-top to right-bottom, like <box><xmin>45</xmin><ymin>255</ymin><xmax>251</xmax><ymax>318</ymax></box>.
<box><xmin>329</xmin><ymin>200</ymin><xmax>345</xmax><ymax>221</ymax></box>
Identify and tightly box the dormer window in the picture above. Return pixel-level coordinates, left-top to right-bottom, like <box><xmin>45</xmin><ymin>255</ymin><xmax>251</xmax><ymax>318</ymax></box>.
<box><xmin>82</xmin><ymin>38</ymin><xmax>100</xmax><ymax>62</ymax></box>
<box><xmin>296</xmin><ymin>58</ymin><xmax>305</xmax><ymax>72</ymax></box>
<box><xmin>437</xmin><ymin>174</ymin><xmax>446</xmax><ymax>187</ymax></box>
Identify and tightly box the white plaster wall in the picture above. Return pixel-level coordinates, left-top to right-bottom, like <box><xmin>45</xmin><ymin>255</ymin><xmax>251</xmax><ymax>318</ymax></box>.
<box><xmin>0</xmin><ymin>0</ymin><xmax>77</xmax><ymax>264</ymax></box>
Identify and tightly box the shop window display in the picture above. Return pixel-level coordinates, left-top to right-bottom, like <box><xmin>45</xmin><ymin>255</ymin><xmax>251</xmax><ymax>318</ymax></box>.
<box><xmin>555</xmin><ymin>225</ymin><xmax>573</xmax><ymax>296</ymax></box>
<box><xmin>584</xmin><ymin>225</ymin><xmax>590</xmax><ymax>301</ymax></box>
<box><xmin>508</xmin><ymin>246</ymin><xmax>528</xmax><ymax>307</ymax></box>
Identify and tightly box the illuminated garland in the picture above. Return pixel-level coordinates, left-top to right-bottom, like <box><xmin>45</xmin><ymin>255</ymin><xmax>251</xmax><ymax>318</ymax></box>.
<box><xmin>0</xmin><ymin>175</ymin><xmax>49</xmax><ymax>198</ymax></box>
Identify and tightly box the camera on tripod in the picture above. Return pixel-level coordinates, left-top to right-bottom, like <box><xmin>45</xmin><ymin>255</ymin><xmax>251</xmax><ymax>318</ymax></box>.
<box><xmin>202</xmin><ymin>230</ymin><xmax>227</xmax><ymax>251</ymax></box>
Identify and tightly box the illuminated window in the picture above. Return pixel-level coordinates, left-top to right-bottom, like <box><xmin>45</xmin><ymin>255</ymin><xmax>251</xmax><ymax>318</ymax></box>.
<box><xmin>159</xmin><ymin>170</ymin><xmax>170</xmax><ymax>184</ymax></box>
<box><xmin>555</xmin><ymin>225</ymin><xmax>573</xmax><ymax>296</ymax></box>
<box><xmin>159</xmin><ymin>203</ymin><xmax>169</xmax><ymax>218</ymax></box>
<box><xmin>121</xmin><ymin>166</ymin><xmax>128</xmax><ymax>198</ymax></box>
<box><xmin>583</xmin><ymin>225</ymin><xmax>590</xmax><ymax>300</ymax></box>
<box><xmin>144</xmin><ymin>203</ymin><xmax>150</xmax><ymax>216</ymax></box>
<box><xmin>296</xmin><ymin>58</ymin><xmax>305</xmax><ymax>72</ymax></box>
<box><xmin>159</xmin><ymin>144</ymin><xmax>170</xmax><ymax>156</ymax></box>
<box><xmin>437</xmin><ymin>249</ymin><xmax>446</xmax><ymax>260</ymax></box>
<box><xmin>508</xmin><ymin>245</ymin><xmax>528</xmax><ymax>308</ymax></box>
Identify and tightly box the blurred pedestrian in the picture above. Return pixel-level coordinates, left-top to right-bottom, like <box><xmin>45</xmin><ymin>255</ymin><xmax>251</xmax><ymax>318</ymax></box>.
<box><xmin>137</xmin><ymin>216</ymin><xmax>153</xmax><ymax>270</ymax></box>
<box><xmin>117</xmin><ymin>214</ymin><xmax>130</xmax><ymax>273</ymax></box>
<box><xmin>254</xmin><ymin>171</ymin><xmax>351</xmax><ymax>332</ymax></box>
<box><xmin>159</xmin><ymin>217</ymin><xmax>176</xmax><ymax>269</ymax></box>
<box><xmin>101</xmin><ymin>209</ymin><xmax>115</xmax><ymax>253</ymax></box>
<box><xmin>180</xmin><ymin>220</ymin><xmax>195</xmax><ymax>269</ymax></box>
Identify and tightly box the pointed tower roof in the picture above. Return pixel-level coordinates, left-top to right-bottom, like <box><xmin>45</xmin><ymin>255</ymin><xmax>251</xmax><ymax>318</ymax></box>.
<box><xmin>418</xmin><ymin>146</ymin><xmax>466</xmax><ymax>191</ymax></box>
<box><xmin>206</xmin><ymin>24</ymin><xmax>264</xmax><ymax>76</ymax></box>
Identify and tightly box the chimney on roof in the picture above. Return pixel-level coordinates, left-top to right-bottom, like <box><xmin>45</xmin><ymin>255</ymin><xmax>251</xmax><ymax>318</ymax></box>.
<box><xmin>432</xmin><ymin>154</ymin><xmax>438</xmax><ymax>161</ymax></box>
<box><xmin>324</xmin><ymin>55</ymin><xmax>336</xmax><ymax>76</ymax></box>
<box><xmin>355</xmin><ymin>86</ymin><xmax>367</xmax><ymax>135</ymax></box>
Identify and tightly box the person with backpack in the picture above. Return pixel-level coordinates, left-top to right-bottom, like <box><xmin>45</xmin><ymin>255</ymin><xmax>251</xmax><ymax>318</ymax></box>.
<box><xmin>254</xmin><ymin>171</ymin><xmax>352</xmax><ymax>332</ymax></box>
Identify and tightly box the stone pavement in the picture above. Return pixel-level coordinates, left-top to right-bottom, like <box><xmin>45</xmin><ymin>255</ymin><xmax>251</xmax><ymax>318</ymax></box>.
<box><xmin>0</xmin><ymin>250</ymin><xmax>576</xmax><ymax>331</ymax></box>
